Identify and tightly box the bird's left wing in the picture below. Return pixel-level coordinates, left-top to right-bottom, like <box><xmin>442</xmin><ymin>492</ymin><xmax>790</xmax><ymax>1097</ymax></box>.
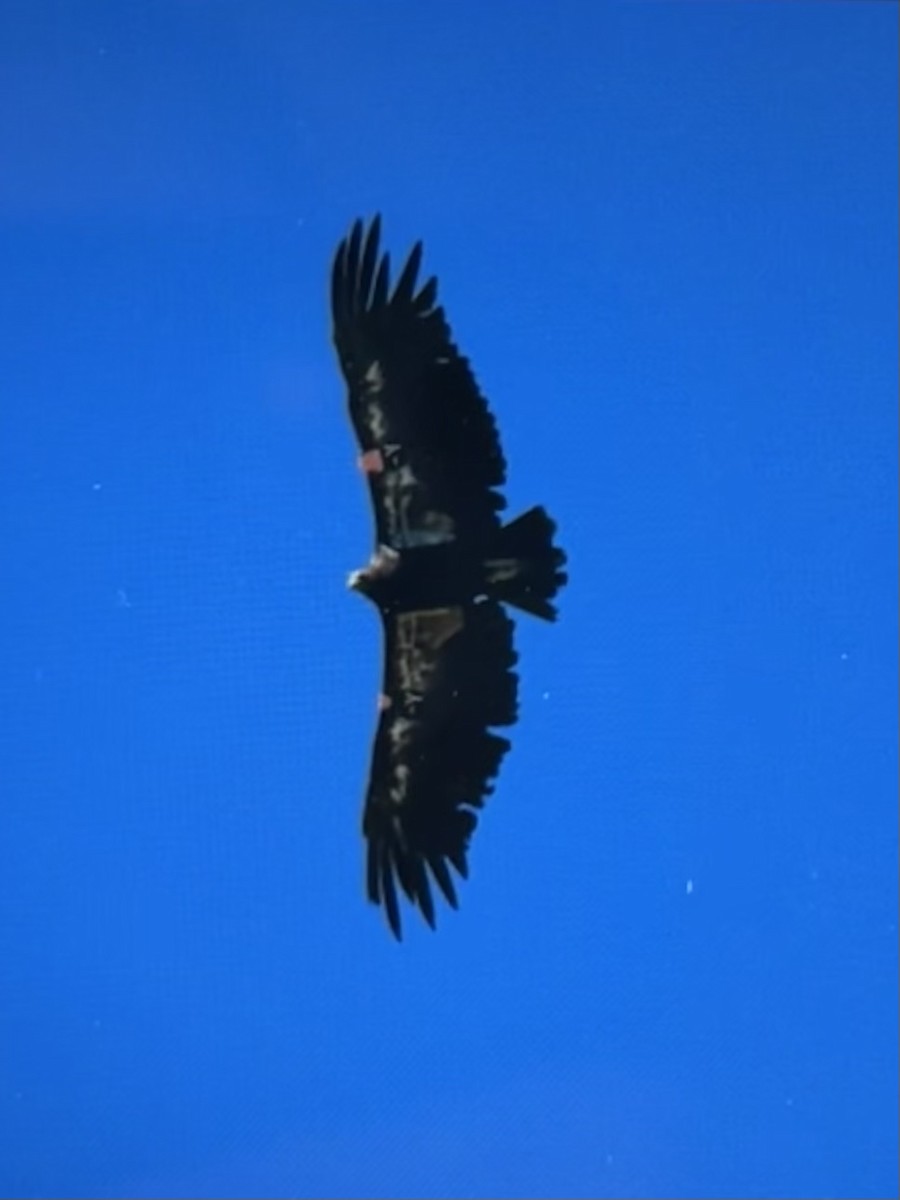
<box><xmin>331</xmin><ymin>216</ymin><xmax>507</xmax><ymax>552</ymax></box>
<box><xmin>363</xmin><ymin>600</ymin><xmax>519</xmax><ymax>939</ymax></box>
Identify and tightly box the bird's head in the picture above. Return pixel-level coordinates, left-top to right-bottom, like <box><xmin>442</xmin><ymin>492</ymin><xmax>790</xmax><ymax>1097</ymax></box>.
<box><xmin>347</xmin><ymin>544</ymin><xmax>401</xmax><ymax>597</ymax></box>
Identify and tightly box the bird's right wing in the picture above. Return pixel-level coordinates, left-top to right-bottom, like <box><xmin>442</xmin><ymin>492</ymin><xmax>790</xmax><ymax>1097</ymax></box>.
<box><xmin>362</xmin><ymin>600</ymin><xmax>519</xmax><ymax>939</ymax></box>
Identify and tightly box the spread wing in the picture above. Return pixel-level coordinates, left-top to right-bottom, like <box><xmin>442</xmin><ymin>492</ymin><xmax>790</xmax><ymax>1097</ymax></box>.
<box><xmin>364</xmin><ymin>600</ymin><xmax>519</xmax><ymax>939</ymax></box>
<box><xmin>331</xmin><ymin>216</ymin><xmax>507</xmax><ymax>551</ymax></box>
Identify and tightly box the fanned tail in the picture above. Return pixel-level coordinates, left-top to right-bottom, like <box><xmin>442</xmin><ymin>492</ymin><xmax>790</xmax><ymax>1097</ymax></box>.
<box><xmin>485</xmin><ymin>506</ymin><xmax>568</xmax><ymax>621</ymax></box>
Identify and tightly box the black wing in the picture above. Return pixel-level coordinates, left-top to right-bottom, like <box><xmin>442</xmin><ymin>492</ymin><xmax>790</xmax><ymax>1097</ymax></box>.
<box><xmin>331</xmin><ymin>216</ymin><xmax>507</xmax><ymax>552</ymax></box>
<box><xmin>363</xmin><ymin>600</ymin><xmax>519</xmax><ymax>939</ymax></box>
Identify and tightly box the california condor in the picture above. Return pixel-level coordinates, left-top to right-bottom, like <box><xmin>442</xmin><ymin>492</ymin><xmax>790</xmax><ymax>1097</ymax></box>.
<box><xmin>331</xmin><ymin>216</ymin><xmax>567</xmax><ymax>939</ymax></box>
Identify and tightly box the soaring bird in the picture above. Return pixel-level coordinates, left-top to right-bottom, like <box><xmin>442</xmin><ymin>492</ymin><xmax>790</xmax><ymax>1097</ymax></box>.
<box><xmin>331</xmin><ymin>216</ymin><xmax>567</xmax><ymax>938</ymax></box>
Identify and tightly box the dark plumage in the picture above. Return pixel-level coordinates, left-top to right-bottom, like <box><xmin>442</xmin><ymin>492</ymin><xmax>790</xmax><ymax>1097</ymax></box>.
<box><xmin>331</xmin><ymin>216</ymin><xmax>567</xmax><ymax>939</ymax></box>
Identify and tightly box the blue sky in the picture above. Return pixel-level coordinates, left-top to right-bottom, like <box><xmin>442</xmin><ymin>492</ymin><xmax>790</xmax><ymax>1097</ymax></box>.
<box><xmin>1</xmin><ymin>2</ymin><xmax>897</xmax><ymax>1197</ymax></box>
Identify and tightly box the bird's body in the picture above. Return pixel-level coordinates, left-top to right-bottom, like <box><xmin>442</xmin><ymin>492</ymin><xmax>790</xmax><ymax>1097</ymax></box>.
<box><xmin>350</xmin><ymin>539</ymin><xmax>484</xmax><ymax>614</ymax></box>
<box><xmin>330</xmin><ymin>216</ymin><xmax>567</xmax><ymax>938</ymax></box>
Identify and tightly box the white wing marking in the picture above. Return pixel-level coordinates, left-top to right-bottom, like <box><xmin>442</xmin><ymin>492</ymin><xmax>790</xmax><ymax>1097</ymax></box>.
<box><xmin>383</xmin><ymin>608</ymin><xmax>464</xmax><ymax>808</ymax></box>
<box><xmin>379</xmin><ymin>462</ymin><xmax>456</xmax><ymax>548</ymax></box>
<box><xmin>363</xmin><ymin>360</ymin><xmax>384</xmax><ymax>395</ymax></box>
<box><xmin>394</xmin><ymin>607</ymin><xmax>461</xmax><ymax>700</ymax></box>
<box><xmin>363</xmin><ymin>397</ymin><xmax>388</xmax><ymax>442</ymax></box>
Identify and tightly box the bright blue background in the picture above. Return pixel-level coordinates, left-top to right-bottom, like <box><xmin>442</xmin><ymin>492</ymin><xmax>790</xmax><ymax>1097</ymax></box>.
<box><xmin>1</xmin><ymin>3</ymin><xmax>896</xmax><ymax>1197</ymax></box>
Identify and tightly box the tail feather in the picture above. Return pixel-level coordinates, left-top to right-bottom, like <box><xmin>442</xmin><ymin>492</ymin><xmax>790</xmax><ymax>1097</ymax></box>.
<box><xmin>485</xmin><ymin>506</ymin><xmax>567</xmax><ymax>621</ymax></box>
